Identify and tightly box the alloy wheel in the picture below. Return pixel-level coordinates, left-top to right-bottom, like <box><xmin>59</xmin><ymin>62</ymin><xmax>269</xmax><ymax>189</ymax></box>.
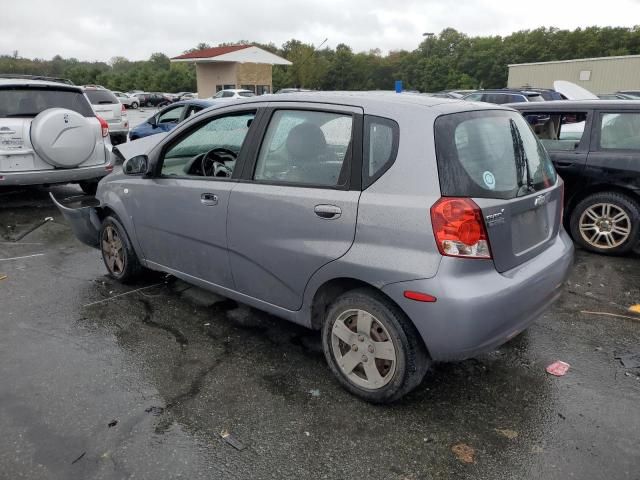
<box><xmin>331</xmin><ymin>309</ymin><xmax>397</xmax><ymax>390</ymax></box>
<box><xmin>102</xmin><ymin>225</ymin><xmax>125</xmax><ymax>274</ymax></box>
<box><xmin>579</xmin><ymin>202</ymin><xmax>631</xmax><ymax>249</ymax></box>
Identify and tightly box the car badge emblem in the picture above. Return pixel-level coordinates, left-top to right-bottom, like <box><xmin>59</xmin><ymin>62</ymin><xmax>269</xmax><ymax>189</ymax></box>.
<box><xmin>63</xmin><ymin>113</ymin><xmax>69</xmax><ymax>124</ymax></box>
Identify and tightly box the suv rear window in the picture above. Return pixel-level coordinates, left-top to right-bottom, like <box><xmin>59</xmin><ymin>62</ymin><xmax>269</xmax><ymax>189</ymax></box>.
<box><xmin>0</xmin><ymin>87</ymin><xmax>94</xmax><ymax>118</ymax></box>
<box><xmin>84</xmin><ymin>89</ymin><xmax>118</xmax><ymax>105</ymax></box>
<box><xmin>435</xmin><ymin>110</ymin><xmax>557</xmax><ymax>199</ymax></box>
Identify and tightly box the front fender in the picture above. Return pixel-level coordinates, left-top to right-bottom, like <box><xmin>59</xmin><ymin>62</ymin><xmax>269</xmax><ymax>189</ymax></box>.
<box><xmin>50</xmin><ymin>192</ymin><xmax>102</xmax><ymax>248</ymax></box>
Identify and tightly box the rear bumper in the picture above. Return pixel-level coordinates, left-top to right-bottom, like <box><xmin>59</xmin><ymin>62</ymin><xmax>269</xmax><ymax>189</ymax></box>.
<box><xmin>49</xmin><ymin>192</ymin><xmax>101</xmax><ymax>248</ymax></box>
<box><xmin>0</xmin><ymin>162</ymin><xmax>113</xmax><ymax>186</ymax></box>
<box><xmin>382</xmin><ymin>230</ymin><xmax>574</xmax><ymax>361</ymax></box>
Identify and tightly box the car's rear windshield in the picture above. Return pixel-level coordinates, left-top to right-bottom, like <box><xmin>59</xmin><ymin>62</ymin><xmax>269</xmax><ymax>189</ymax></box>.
<box><xmin>84</xmin><ymin>89</ymin><xmax>118</xmax><ymax>105</ymax></box>
<box><xmin>434</xmin><ymin>110</ymin><xmax>557</xmax><ymax>200</ymax></box>
<box><xmin>238</xmin><ymin>92</ymin><xmax>256</xmax><ymax>97</ymax></box>
<box><xmin>0</xmin><ymin>87</ymin><xmax>94</xmax><ymax>118</ymax></box>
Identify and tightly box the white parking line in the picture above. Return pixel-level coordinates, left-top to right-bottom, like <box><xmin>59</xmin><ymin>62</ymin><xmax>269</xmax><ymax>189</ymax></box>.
<box><xmin>0</xmin><ymin>253</ymin><xmax>46</xmax><ymax>262</ymax></box>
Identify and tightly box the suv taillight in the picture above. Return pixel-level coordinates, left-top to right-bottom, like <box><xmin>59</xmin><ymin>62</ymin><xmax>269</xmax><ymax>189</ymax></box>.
<box><xmin>97</xmin><ymin>116</ymin><xmax>109</xmax><ymax>137</ymax></box>
<box><xmin>430</xmin><ymin>197</ymin><xmax>492</xmax><ymax>259</ymax></box>
<box><xmin>121</xmin><ymin>103</ymin><xmax>126</xmax><ymax>115</ymax></box>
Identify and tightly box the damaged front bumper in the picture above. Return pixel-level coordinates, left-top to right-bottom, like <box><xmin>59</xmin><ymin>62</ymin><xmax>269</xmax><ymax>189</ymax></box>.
<box><xmin>50</xmin><ymin>192</ymin><xmax>102</xmax><ymax>248</ymax></box>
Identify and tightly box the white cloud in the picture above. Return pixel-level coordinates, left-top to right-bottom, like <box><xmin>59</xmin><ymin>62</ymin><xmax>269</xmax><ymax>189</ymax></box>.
<box><xmin>1</xmin><ymin>0</ymin><xmax>639</xmax><ymax>61</ymax></box>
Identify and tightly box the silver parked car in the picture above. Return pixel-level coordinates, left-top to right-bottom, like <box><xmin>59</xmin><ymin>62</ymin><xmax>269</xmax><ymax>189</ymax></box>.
<box><xmin>0</xmin><ymin>76</ymin><xmax>114</xmax><ymax>194</ymax></box>
<box><xmin>112</xmin><ymin>91</ymin><xmax>139</xmax><ymax>109</ymax></box>
<box><xmin>83</xmin><ymin>86</ymin><xmax>129</xmax><ymax>145</ymax></box>
<box><xmin>53</xmin><ymin>92</ymin><xmax>574</xmax><ymax>402</ymax></box>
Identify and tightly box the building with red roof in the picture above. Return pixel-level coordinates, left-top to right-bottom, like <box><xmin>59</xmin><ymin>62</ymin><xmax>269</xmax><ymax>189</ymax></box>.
<box><xmin>171</xmin><ymin>45</ymin><xmax>291</xmax><ymax>98</ymax></box>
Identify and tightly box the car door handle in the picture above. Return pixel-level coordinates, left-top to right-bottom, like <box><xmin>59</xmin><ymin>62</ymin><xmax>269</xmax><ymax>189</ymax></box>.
<box><xmin>201</xmin><ymin>193</ymin><xmax>218</xmax><ymax>206</ymax></box>
<box><xmin>314</xmin><ymin>204</ymin><xmax>342</xmax><ymax>219</ymax></box>
<box><xmin>555</xmin><ymin>161</ymin><xmax>573</xmax><ymax>168</ymax></box>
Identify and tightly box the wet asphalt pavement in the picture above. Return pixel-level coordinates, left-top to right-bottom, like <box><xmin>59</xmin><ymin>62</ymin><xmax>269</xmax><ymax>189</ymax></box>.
<box><xmin>1</xmin><ymin>185</ymin><xmax>639</xmax><ymax>480</ymax></box>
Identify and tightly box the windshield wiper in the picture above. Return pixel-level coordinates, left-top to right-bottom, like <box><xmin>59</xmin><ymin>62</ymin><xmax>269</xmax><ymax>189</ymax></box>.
<box><xmin>509</xmin><ymin>119</ymin><xmax>534</xmax><ymax>195</ymax></box>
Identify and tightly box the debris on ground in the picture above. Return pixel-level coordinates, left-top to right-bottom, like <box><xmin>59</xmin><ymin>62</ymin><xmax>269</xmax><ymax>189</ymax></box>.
<box><xmin>144</xmin><ymin>406</ymin><xmax>165</xmax><ymax>416</ymax></box>
<box><xmin>495</xmin><ymin>428</ymin><xmax>518</xmax><ymax>440</ymax></box>
<box><xmin>451</xmin><ymin>443</ymin><xmax>476</xmax><ymax>464</ymax></box>
<box><xmin>308</xmin><ymin>389</ymin><xmax>321</xmax><ymax>397</ymax></box>
<box><xmin>12</xmin><ymin>216</ymin><xmax>54</xmax><ymax>242</ymax></box>
<box><xmin>615</xmin><ymin>353</ymin><xmax>640</xmax><ymax>369</ymax></box>
<box><xmin>581</xmin><ymin>310</ymin><xmax>640</xmax><ymax>322</ymax></box>
<box><xmin>71</xmin><ymin>452</ymin><xmax>86</xmax><ymax>464</ymax></box>
<box><xmin>546</xmin><ymin>361</ymin><xmax>570</xmax><ymax>376</ymax></box>
<box><xmin>108</xmin><ymin>419</ymin><xmax>118</xmax><ymax>428</ymax></box>
<box><xmin>304</xmin><ymin>431</ymin><xmax>310</xmax><ymax>437</ymax></box>
<box><xmin>220</xmin><ymin>430</ymin><xmax>246</xmax><ymax>451</ymax></box>
<box><xmin>628</xmin><ymin>304</ymin><xmax>640</xmax><ymax>314</ymax></box>
<box><xmin>0</xmin><ymin>274</ymin><xmax>7</xmax><ymax>281</ymax></box>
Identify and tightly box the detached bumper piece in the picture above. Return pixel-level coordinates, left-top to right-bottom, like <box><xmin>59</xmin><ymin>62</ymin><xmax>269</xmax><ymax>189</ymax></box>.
<box><xmin>49</xmin><ymin>192</ymin><xmax>102</xmax><ymax>248</ymax></box>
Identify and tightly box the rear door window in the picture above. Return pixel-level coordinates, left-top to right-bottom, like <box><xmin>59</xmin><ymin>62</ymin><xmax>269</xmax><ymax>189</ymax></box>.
<box><xmin>0</xmin><ymin>87</ymin><xmax>94</xmax><ymax>118</ymax></box>
<box><xmin>435</xmin><ymin>110</ymin><xmax>557</xmax><ymax>199</ymax></box>
<box><xmin>253</xmin><ymin>110</ymin><xmax>353</xmax><ymax>187</ymax></box>
<box><xmin>599</xmin><ymin>112</ymin><xmax>640</xmax><ymax>150</ymax></box>
<box><xmin>525</xmin><ymin>112</ymin><xmax>589</xmax><ymax>151</ymax></box>
<box><xmin>84</xmin><ymin>89</ymin><xmax>118</xmax><ymax>105</ymax></box>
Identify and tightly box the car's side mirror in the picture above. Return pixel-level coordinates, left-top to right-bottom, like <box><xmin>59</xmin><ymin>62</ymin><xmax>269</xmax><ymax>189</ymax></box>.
<box><xmin>123</xmin><ymin>155</ymin><xmax>150</xmax><ymax>176</ymax></box>
<box><xmin>148</xmin><ymin>116</ymin><xmax>158</xmax><ymax>128</ymax></box>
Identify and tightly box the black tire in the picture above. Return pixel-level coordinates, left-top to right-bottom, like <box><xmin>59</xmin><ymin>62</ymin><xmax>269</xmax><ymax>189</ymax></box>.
<box><xmin>322</xmin><ymin>288</ymin><xmax>430</xmax><ymax>403</ymax></box>
<box><xmin>131</xmin><ymin>102</ymin><xmax>138</xmax><ymax>109</ymax></box>
<box><xmin>569</xmin><ymin>191</ymin><xmax>640</xmax><ymax>255</ymax></box>
<box><xmin>79</xmin><ymin>181</ymin><xmax>98</xmax><ymax>195</ymax></box>
<box><xmin>99</xmin><ymin>215</ymin><xmax>143</xmax><ymax>283</ymax></box>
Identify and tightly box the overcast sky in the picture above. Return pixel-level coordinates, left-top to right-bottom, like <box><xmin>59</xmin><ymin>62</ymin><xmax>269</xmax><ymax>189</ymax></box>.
<box><xmin>2</xmin><ymin>0</ymin><xmax>640</xmax><ymax>61</ymax></box>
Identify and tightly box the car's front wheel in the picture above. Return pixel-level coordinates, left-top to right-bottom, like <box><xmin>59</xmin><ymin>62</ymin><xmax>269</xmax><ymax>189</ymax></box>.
<box><xmin>100</xmin><ymin>216</ymin><xmax>143</xmax><ymax>283</ymax></box>
<box><xmin>570</xmin><ymin>192</ymin><xmax>640</xmax><ymax>255</ymax></box>
<box><xmin>131</xmin><ymin>102</ymin><xmax>138</xmax><ymax>109</ymax></box>
<box><xmin>322</xmin><ymin>288</ymin><xmax>430</xmax><ymax>403</ymax></box>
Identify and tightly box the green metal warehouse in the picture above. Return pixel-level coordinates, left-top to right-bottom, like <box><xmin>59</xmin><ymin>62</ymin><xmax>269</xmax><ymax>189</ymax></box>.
<box><xmin>507</xmin><ymin>54</ymin><xmax>640</xmax><ymax>94</ymax></box>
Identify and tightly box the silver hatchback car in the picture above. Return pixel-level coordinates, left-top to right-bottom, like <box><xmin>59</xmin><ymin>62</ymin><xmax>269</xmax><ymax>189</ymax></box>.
<box><xmin>53</xmin><ymin>92</ymin><xmax>574</xmax><ymax>403</ymax></box>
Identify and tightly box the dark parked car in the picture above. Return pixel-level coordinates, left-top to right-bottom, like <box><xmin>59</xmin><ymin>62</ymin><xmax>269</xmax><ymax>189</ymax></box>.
<box><xmin>132</xmin><ymin>92</ymin><xmax>173</xmax><ymax>108</ymax></box>
<box><xmin>129</xmin><ymin>99</ymin><xmax>214</xmax><ymax>141</ymax></box>
<box><xmin>511</xmin><ymin>100</ymin><xmax>640</xmax><ymax>255</ymax></box>
<box><xmin>53</xmin><ymin>92</ymin><xmax>573</xmax><ymax>402</ymax></box>
<box><xmin>465</xmin><ymin>89</ymin><xmax>545</xmax><ymax>104</ymax></box>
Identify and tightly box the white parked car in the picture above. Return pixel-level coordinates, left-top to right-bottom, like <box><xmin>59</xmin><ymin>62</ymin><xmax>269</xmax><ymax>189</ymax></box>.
<box><xmin>210</xmin><ymin>89</ymin><xmax>255</xmax><ymax>101</ymax></box>
<box><xmin>83</xmin><ymin>86</ymin><xmax>129</xmax><ymax>145</ymax></box>
<box><xmin>112</xmin><ymin>91</ymin><xmax>139</xmax><ymax>109</ymax></box>
<box><xmin>0</xmin><ymin>75</ymin><xmax>114</xmax><ymax>194</ymax></box>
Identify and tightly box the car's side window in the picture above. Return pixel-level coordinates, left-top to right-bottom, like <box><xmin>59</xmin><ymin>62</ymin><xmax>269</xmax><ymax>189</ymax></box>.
<box><xmin>159</xmin><ymin>111</ymin><xmax>256</xmax><ymax>178</ymax></box>
<box><xmin>253</xmin><ymin>110</ymin><xmax>353</xmax><ymax>187</ymax></box>
<box><xmin>363</xmin><ymin>115</ymin><xmax>399</xmax><ymax>188</ymax></box>
<box><xmin>157</xmin><ymin>105</ymin><xmax>185</xmax><ymax>124</ymax></box>
<box><xmin>466</xmin><ymin>93</ymin><xmax>483</xmax><ymax>101</ymax></box>
<box><xmin>526</xmin><ymin>112</ymin><xmax>588</xmax><ymax>151</ymax></box>
<box><xmin>599</xmin><ymin>112</ymin><xmax>640</xmax><ymax>150</ymax></box>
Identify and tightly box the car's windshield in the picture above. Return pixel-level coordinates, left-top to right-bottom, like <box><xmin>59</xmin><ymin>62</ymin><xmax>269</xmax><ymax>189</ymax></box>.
<box><xmin>0</xmin><ymin>87</ymin><xmax>94</xmax><ymax>118</ymax></box>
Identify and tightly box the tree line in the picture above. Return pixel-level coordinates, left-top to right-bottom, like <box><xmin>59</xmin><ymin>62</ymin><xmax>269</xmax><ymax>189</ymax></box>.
<box><xmin>2</xmin><ymin>26</ymin><xmax>640</xmax><ymax>93</ymax></box>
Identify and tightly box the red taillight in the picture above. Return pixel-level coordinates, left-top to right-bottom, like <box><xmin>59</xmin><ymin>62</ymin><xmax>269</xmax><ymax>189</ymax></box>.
<box><xmin>121</xmin><ymin>103</ymin><xmax>126</xmax><ymax>114</ymax></box>
<box><xmin>97</xmin><ymin>116</ymin><xmax>109</xmax><ymax>137</ymax></box>
<box><xmin>430</xmin><ymin>197</ymin><xmax>492</xmax><ymax>259</ymax></box>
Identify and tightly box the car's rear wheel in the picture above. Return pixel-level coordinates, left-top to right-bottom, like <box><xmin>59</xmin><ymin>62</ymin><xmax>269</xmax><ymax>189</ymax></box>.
<box><xmin>100</xmin><ymin>216</ymin><xmax>143</xmax><ymax>283</ymax></box>
<box><xmin>570</xmin><ymin>192</ymin><xmax>640</xmax><ymax>255</ymax></box>
<box><xmin>131</xmin><ymin>102</ymin><xmax>138</xmax><ymax>109</ymax></box>
<box><xmin>322</xmin><ymin>288</ymin><xmax>430</xmax><ymax>403</ymax></box>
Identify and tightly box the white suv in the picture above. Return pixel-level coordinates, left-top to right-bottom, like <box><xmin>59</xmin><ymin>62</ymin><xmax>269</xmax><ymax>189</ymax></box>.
<box><xmin>0</xmin><ymin>76</ymin><xmax>114</xmax><ymax>194</ymax></box>
<box><xmin>83</xmin><ymin>86</ymin><xmax>129</xmax><ymax>145</ymax></box>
